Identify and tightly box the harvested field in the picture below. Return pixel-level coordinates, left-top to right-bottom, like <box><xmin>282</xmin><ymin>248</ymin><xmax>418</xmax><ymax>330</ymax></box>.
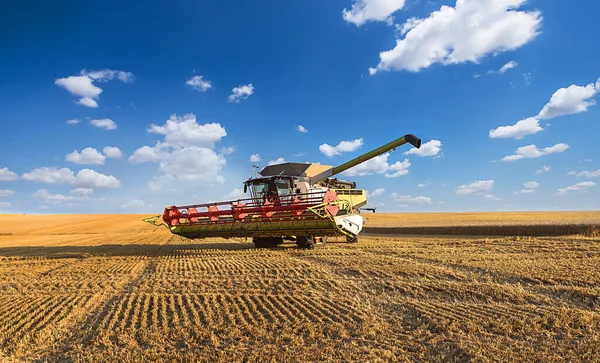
<box><xmin>0</xmin><ymin>213</ymin><xmax>599</xmax><ymax>362</ymax></box>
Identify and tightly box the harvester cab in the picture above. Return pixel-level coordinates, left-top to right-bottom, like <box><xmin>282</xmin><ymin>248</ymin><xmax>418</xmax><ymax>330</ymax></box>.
<box><xmin>145</xmin><ymin>134</ymin><xmax>421</xmax><ymax>249</ymax></box>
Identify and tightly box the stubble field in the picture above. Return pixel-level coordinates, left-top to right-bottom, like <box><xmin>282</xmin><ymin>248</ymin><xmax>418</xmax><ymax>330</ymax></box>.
<box><xmin>0</xmin><ymin>212</ymin><xmax>599</xmax><ymax>362</ymax></box>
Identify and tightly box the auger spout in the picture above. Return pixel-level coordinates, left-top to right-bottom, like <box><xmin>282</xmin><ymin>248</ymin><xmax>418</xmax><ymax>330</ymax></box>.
<box><xmin>309</xmin><ymin>134</ymin><xmax>421</xmax><ymax>185</ymax></box>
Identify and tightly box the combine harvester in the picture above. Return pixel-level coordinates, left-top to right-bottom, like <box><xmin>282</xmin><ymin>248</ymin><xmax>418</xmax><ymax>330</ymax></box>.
<box><xmin>144</xmin><ymin>134</ymin><xmax>421</xmax><ymax>248</ymax></box>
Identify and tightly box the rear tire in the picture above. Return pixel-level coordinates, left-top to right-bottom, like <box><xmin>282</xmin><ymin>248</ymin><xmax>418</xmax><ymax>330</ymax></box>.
<box><xmin>253</xmin><ymin>237</ymin><xmax>283</xmax><ymax>248</ymax></box>
<box><xmin>296</xmin><ymin>236</ymin><xmax>315</xmax><ymax>249</ymax></box>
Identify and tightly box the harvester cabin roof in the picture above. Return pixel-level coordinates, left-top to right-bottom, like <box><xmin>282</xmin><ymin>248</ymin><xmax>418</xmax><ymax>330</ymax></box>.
<box><xmin>259</xmin><ymin>162</ymin><xmax>332</xmax><ymax>178</ymax></box>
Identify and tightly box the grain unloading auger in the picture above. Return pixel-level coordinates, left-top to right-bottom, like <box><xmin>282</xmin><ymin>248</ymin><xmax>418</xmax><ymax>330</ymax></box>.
<box><xmin>144</xmin><ymin>134</ymin><xmax>421</xmax><ymax>248</ymax></box>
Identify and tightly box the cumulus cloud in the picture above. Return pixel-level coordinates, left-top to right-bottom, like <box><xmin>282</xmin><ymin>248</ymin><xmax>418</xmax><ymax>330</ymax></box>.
<box><xmin>55</xmin><ymin>69</ymin><xmax>133</xmax><ymax>108</ymax></box>
<box><xmin>0</xmin><ymin>190</ymin><xmax>15</xmax><ymax>197</ymax></box>
<box><xmin>391</xmin><ymin>193</ymin><xmax>432</xmax><ymax>204</ymax></box>
<box><xmin>404</xmin><ymin>140</ymin><xmax>442</xmax><ymax>157</ymax></box>
<box><xmin>319</xmin><ymin>138</ymin><xmax>363</xmax><ymax>157</ymax></box>
<box><xmin>186</xmin><ymin>75</ymin><xmax>212</xmax><ymax>92</ymax></box>
<box><xmin>21</xmin><ymin>167</ymin><xmax>121</xmax><ymax>189</ymax></box>
<box><xmin>536</xmin><ymin>165</ymin><xmax>551</xmax><ymax>174</ymax></box>
<box><xmin>488</xmin><ymin>61</ymin><xmax>518</xmax><ymax>75</ymax></box>
<box><xmin>130</xmin><ymin>114</ymin><xmax>229</xmax><ymax>183</ymax></box>
<box><xmin>267</xmin><ymin>157</ymin><xmax>286</xmax><ymax>166</ymax></box>
<box><xmin>369</xmin><ymin>0</ymin><xmax>542</xmax><ymax>74</ymax></box>
<box><xmin>250</xmin><ymin>154</ymin><xmax>261</xmax><ymax>162</ymax></box>
<box><xmin>296</xmin><ymin>125</ymin><xmax>308</xmax><ymax>133</ymax></box>
<box><xmin>489</xmin><ymin>117</ymin><xmax>543</xmax><ymax>139</ymax></box>
<box><xmin>484</xmin><ymin>194</ymin><xmax>501</xmax><ymax>201</ymax></box>
<box><xmin>342</xmin><ymin>0</ymin><xmax>406</xmax><ymax>26</ymax></box>
<box><xmin>490</xmin><ymin>78</ymin><xmax>599</xmax><ymax>139</ymax></box>
<box><xmin>69</xmin><ymin>188</ymin><xmax>94</xmax><ymax>196</ymax></box>
<box><xmin>456</xmin><ymin>180</ymin><xmax>494</xmax><ymax>195</ymax></box>
<box><xmin>343</xmin><ymin>153</ymin><xmax>411</xmax><ymax>178</ymax></box>
<box><xmin>567</xmin><ymin>169</ymin><xmax>600</xmax><ymax>178</ymax></box>
<box><xmin>148</xmin><ymin>114</ymin><xmax>226</xmax><ymax>148</ymax></box>
<box><xmin>33</xmin><ymin>189</ymin><xmax>75</xmax><ymax>204</ymax></box>
<box><xmin>0</xmin><ymin>167</ymin><xmax>18</xmax><ymax>182</ymax></box>
<box><xmin>538</xmin><ymin>82</ymin><xmax>598</xmax><ymax>120</ymax></box>
<box><xmin>103</xmin><ymin>146</ymin><xmax>124</xmax><ymax>159</ymax></box>
<box><xmin>228</xmin><ymin>84</ymin><xmax>254</xmax><ymax>103</ymax></box>
<box><xmin>147</xmin><ymin>175</ymin><xmax>175</xmax><ymax>191</ymax></box>
<box><xmin>555</xmin><ymin>181</ymin><xmax>596</xmax><ymax>196</ymax></box>
<box><xmin>502</xmin><ymin>143</ymin><xmax>569</xmax><ymax>162</ymax></box>
<box><xmin>65</xmin><ymin>147</ymin><xmax>106</xmax><ymax>165</ymax></box>
<box><xmin>515</xmin><ymin>180</ymin><xmax>539</xmax><ymax>194</ymax></box>
<box><xmin>66</xmin><ymin>119</ymin><xmax>80</xmax><ymax>125</ymax></box>
<box><xmin>0</xmin><ymin>202</ymin><xmax>11</xmax><ymax>209</ymax></box>
<box><xmin>90</xmin><ymin>119</ymin><xmax>117</xmax><ymax>130</ymax></box>
<box><xmin>368</xmin><ymin>188</ymin><xmax>385</xmax><ymax>198</ymax></box>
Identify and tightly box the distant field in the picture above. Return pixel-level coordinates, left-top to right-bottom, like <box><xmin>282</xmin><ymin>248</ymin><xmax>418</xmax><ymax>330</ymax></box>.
<box><xmin>0</xmin><ymin>213</ymin><xmax>599</xmax><ymax>361</ymax></box>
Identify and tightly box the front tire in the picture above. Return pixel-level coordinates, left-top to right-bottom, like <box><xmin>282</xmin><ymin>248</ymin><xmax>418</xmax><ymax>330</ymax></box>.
<box><xmin>296</xmin><ymin>236</ymin><xmax>315</xmax><ymax>249</ymax></box>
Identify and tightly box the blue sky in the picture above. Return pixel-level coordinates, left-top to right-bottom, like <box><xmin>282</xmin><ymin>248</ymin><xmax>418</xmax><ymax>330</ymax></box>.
<box><xmin>1</xmin><ymin>0</ymin><xmax>599</xmax><ymax>214</ymax></box>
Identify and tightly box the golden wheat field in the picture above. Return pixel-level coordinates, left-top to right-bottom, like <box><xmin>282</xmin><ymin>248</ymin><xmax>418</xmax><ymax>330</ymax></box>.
<box><xmin>0</xmin><ymin>212</ymin><xmax>599</xmax><ymax>362</ymax></box>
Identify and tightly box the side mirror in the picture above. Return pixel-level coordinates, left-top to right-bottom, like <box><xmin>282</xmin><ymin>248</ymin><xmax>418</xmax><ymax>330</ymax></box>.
<box><xmin>243</xmin><ymin>184</ymin><xmax>247</xmax><ymax>193</ymax></box>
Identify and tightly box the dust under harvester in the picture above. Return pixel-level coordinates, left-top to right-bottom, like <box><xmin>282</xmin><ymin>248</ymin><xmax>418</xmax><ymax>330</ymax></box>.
<box><xmin>144</xmin><ymin>134</ymin><xmax>421</xmax><ymax>248</ymax></box>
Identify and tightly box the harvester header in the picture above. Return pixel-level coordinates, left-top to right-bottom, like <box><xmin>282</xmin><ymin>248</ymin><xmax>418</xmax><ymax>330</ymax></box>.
<box><xmin>144</xmin><ymin>133</ymin><xmax>421</xmax><ymax>249</ymax></box>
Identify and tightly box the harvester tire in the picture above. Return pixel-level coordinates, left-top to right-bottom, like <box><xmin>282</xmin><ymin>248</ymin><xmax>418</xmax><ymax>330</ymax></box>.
<box><xmin>346</xmin><ymin>235</ymin><xmax>358</xmax><ymax>243</ymax></box>
<box><xmin>296</xmin><ymin>236</ymin><xmax>315</xmax><ymax>249</ymax></box>
<box><xmin>253</xmin><ymin>237</ymin><xmax>283</xmax><ymax>248</ymax></box>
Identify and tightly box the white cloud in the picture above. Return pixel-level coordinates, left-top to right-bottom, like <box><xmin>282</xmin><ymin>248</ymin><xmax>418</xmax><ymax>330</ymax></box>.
<box><xmin>55</xmin><ymin>69</ymin><xmax>133</xmax><ymax>108</ymax></box>
<box><xmin>66</xmin><ymin>119</ymin><xmax>80</xmax><ymax>125</ymax></box>
<box><xmin>484</xmin><ymin>194</ymin><xmax>501</xmax><ymax>200</ymax></box>
<box><xmin>268</xmin><ymin>157</ymin><xmax>286</xmax><ymax>166</ymax></box>
<box><xmin>536</xmin><ymin>165</ymin><xmax>551</xmax><ymax>174</ymax></box>
<box><xmin>228</xmin><ymin>83</ymin><xmax>254</xmax><ymax>103</ymax></box>
<box><xmin>0</xmin><ymin>190</ymin><xmax>15</xmax><ymax>197</ymax></box>
<box><xmin>131</xmin><ymin>114</ymin><xmax>229</xmax><ymax>183</ymax></box>
<box><xmin>488</xmin><ymin>61</ymin><xmax>518</xmax><ymax>75</ymax></box>
<box><xmin>538</xmin><ymin>82</ymin><xmax>598</xmax><ymax>120</ymax></box>
<box><xmin>221</xmin><ymin>147</ymin><xmax>235</xmax><ymax>156</ymax></box>
<box><xmin>159</xmin><ymin>146</ymin><xmax>226</xmax><ymax>182</ymax></box>
<box><xmin>65</xmin><ymin>147</ymin><xmax>106</xmax><ymax>165</ymax></box>
<box><xmin>489</xmin><ymin>117</ymin><xmax>543</xmax><ymax>139</ymax></box>
<box><xmin>368</xmin><ymin>188</ymin><xmax>385</xmax><ymax>198</ymax></box>
<box><xmin>418</xmin><ymin>183</ymin><xmax>430</xmax><ymax>188</ymax></box>
<box><xmin>456</xmin><ymin>180</ymin><xmax>494</xmax><ymax>195</ymax></box>
<box><xmin>369</xmin><ymin>0</ymin><xmax>542</xmax><ymax>74</ymax></box>
<box><xmin>343</xmin><ymin>153</ymin><xmax>411</xmax><ymax>178</ymax></box>
<box><xmin>223</xmin><ymin>188</ymin><xmax>248</xmax><ymax>200</ymax></box>
<box><xmin>502</xmin><ymin>143</ymin><xmax>569</xmax><ymax>162</ymax></box>
<box><xmin>296</xmin><ymin>125</ymin><xmax>308</xmax><ymax>133</ymax></box>
<box><xmin>33</xmin><ymin>189</ymin><xmax>75</xmax><ymax>204</ymax></box>
<box><xmin>319</xmin><ymin>138</ymin><xmax>363</xmax><ymax>157</ymax></box>
<box><xmin>579</xmin><ymin>159</ymin><xmax>594</xmax><ymax>164</ymax></box>
<box><xmin>0</xmin><ymin>167</ymin><xmax>18</xmax><ymax>182</ymax></box>
<box><xmin>385</xmin><ymin>159</ymin><xmax>411</xmax><ymax>178</ymax></box>
<box><xmin>147</xmin><ymin>175</ymin><xmax>175</xmax><ymax>191</ymax></box>
<box><xmin>148</xmin><ymin>114</ymin><xmax>226</xmax><ymax>148</ymax></box>
<box><xmin>491</xmin><ymin>79</ymin><xmax>599</xmax><ymax>139</ymax></box>
<box><xmin>102</xmin><ymin>146</ymin><xmax>123</xmax><ymax>159</ymax></box>
<box><xmin>0</xmin><ymin>202</ymin><xmax>11</xmax><ymax>209</ymax></box>
<box><xmin>555</xmin><ymin>181</ymin><xmax>596</xmax><ymax>196</ymax></box>
<box><xmin>404</xmin><ymin>140</ymin><xmax>442</xmax><ymax>157</ymax></box>
<box><xmin>391</xmin><ymin>193</ymin><xmax>432</xmax><ymax>204</ymax></box>
<box><xmin>69</xmin><ymin>188</ymin><xmax>94</xmax><ymax>196</ymax></box>
<box><xmin>186</xmin><ymin>75</ymin><xmax>212</xmax><ymax>92</ymax></box>
<box><xmin>90</xmin><ymin>119</ymin><xmax>117</xmax><ymax>130</ymax></box>
<box><xmin>22</xmin><ymin>167</ymin><xmax>121</xmax><ymax>189</ymax></box>
<box><xmin>121</xmin><ymin>200</ymin><xmax>152</xmax><ymax>210</ymax></box>
<box><xmin>568</xmin><ymin>169</ymin><xmax>600</xmax><ymax>178</ymax></box>
<box><xmin>342</xmin><ymin>0</ymin><xmax>405</xmax><ymax>26</ymax></box>
<box><xmin>250</xmin><ymin>154</ymin><xmax>261</xmax><ymax>162</ymax></box>
<box><xmin>38</xmin><ymin>205</ymin><xmax>50</xmax><ymax>211</ymax></box>
<box><xmin>515</xmin><ymin>180</ymin><xmax>539</xmax><ymax>194</ymax></box>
